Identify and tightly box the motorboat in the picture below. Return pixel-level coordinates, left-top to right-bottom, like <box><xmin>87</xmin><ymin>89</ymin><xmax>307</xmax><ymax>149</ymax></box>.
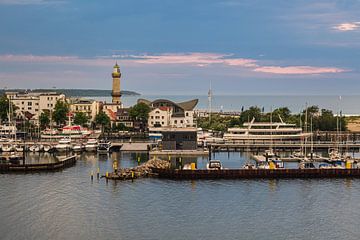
<box><xmin>29</xmin><ymin>144</ymin><xmax>43</xmax><ymax>152</ymax></box>
<box><xmin>9</xmin><ymin>152</ymin><xmax>22</xmax><ymax>164</ymax></box>
<box><xmin>55</xmin><ymin>137</ymin><xmax>72</xmax><ymax>152</ymax></box>
<box><xmin>242</xmin><ymin>163</ymin><xmax>257</xmax><ymax>169</ymax></box>
<box><xmin>1</xmin><ymin>143</ymin><xmax>15</xmax><ymax>152</ymax></box>
<box><xmin>85</xmin><ymin>138</ymin><xmax>98</xmax><ymax>152</ymax></box>
<box><xmin>43</xmin><ymin>144</ymin><xmax>54</xmax><ymax>152</ymax></box>
<box><xmin>299</xmin><ymin>160</ymin><xmax>316</xmax><ymax>169</ymax></box>
<box><xmin>97</xmin><ymin>140</ymin><xmax>111</xmax><ymax>154</ymax></box>
<box><xmin>206</xmin><ymin>160</ymin><xmax>223</xmax><ymax>170</ymax></box>
<box><xmin>15</xmin><ymin>144</ymin><xmax>25</xmax><ymax>152</ymax></box>
<box><xmin>72</xmin><ymin>143</ymin><xmax>85</xmax><ymax>152</ymax></box>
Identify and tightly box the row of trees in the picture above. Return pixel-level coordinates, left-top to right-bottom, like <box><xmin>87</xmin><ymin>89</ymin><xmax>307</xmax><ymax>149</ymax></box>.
<box><xmin>197</xmin><ymin>105</ymin><xmax>347</xmax><ymax>132</ymax></box>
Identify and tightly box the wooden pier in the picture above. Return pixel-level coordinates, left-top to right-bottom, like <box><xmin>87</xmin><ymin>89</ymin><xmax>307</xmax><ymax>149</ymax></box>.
<box><xmin>209</xmin><ymin>142</ymin><xmax>360</xmax><ymax>152</ymax></box>
<box><xmin>153</xmin><ymin>168</ymin><xmax>360</xmax><ymax>180</ymax></box>
<box><xmin>0</xmin><ymin>155</ymin><xmax>77</xmax><ymax>172</ymax></box>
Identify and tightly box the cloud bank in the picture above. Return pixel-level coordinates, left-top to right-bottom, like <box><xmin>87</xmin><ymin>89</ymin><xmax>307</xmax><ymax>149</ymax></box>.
<box><xmin>333</xmin><ymin>22</ymin><xmax>360</xmax><ymax>31</ymax></box>
<box><xmin>0</xmin><ymin>52</ymin><xmax>347</xmax><ymax>75</ymax></box>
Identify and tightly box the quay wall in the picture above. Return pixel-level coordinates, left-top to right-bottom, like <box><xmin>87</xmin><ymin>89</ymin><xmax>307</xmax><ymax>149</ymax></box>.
<box><xmin>153</xmin><ymin>168</ymin><xmax>360</xmax><ymax>180</ymax></box>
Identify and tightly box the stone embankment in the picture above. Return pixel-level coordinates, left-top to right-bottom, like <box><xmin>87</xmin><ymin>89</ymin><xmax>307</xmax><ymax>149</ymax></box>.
<box><xmin>106</xmin><ymin>158</ymin><xmax>170</xmax><ymax>180</ymax></box>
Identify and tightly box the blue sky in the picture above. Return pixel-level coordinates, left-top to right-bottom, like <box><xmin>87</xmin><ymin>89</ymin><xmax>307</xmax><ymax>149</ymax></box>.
<box><xmin>0</xmin><ymin>0</ymin><xmax>359</xmax><ymax>95</ymax></box>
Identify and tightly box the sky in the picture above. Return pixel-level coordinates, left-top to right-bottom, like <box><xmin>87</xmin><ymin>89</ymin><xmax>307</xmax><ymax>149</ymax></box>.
<box><xmin>0</xmin><ymin>0</ymin><xmax>360</xmax><ymax>95</ymax></box>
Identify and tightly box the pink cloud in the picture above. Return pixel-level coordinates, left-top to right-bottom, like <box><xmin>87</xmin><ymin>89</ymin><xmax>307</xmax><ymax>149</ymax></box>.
<box><xmin>333</xmin><ymin>22</ymin><xmax>360</xmax><ymax>31</ymax></box>
<box><xmin>254</xmin><ymin>66</ymin><xmax>346</xmax><ymax>74</ymax></box>
<box><xmin>0</xmin><ymin>53</ymin><xmax>348</xmax><ymax>76</ymax></box>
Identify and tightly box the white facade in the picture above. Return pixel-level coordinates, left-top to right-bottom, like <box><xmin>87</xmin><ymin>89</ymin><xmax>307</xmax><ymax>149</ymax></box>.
<box><xmin>68</xmin><ymin>98</ymin><xmax>100</xmax><ymax>122</ymax></box>
<box><xmin>6</xmin><ymin>91</ymin><xmax>65</xmax><ymax>124</ymax></box>
<box><xmin>148</xmin><ymin>108</ymin><xmax>195</xmax><ymax>128</ymax></box>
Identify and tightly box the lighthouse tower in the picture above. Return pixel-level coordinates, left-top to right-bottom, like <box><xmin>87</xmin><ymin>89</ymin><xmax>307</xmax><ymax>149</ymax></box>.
<box><xmin>111</xmin><ymin>62</ymin><xmax>121</xmax><ymax>104</ymax></box>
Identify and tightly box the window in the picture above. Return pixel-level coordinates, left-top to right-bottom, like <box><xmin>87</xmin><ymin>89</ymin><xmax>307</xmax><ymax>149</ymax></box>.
<box><xmin>28</xmin><ymin>102</ymin><xmax>32</xmax><ymax>106</ymax></box>
<box><xmin>186</xmin><ymin>112</ymin><xmax>189</xmax><ymax>117</ymax></box>
<box><xmin>162</xmin><ymin>116</ymin><xmax>164</xmax><ymax>119</ymax></box>
<box><xmin>155</xmin><ymin>111</ymin><xmax>160</xmax><ymax>114</ymax></box>
<box><xmin>151</xmin><ymin>116</ymin><xmax>154</xmax><ymax>119</ymax></box>
<box><xmin>174</xmin><ymin>120</ymin><xmax>177</xmax><ymax>124</ymax></box>
<box><xmin>155</xmin><ymin>116</ymin><xmax>160</xmax><ymax>119</ymax></box>
<box><xmin>162</xmin><ymin>122</ymin><xmax>164</xmax><ymax>125</ymax></box>
<box><xmin>180</xmin><ymin>120</ymin><xmax>183</xmax><ymax>124</ymax></box>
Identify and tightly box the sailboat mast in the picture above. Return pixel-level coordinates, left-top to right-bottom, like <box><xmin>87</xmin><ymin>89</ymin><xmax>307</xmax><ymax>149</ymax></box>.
<box><xmin>304</xmin><ymin>103</ymin><xmax>308</xmax><ymax>157</ymax></box>
<box><xmin>208</xmin><ymin>81</ymin><xmax>212</xmax><ymax>123</ymax></box>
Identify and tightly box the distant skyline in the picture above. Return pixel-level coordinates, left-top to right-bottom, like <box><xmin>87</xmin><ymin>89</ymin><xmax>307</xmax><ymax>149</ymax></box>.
<box><xmin>0</xmin><ymin>0</ymin><xmax>359</xmax><ymax>95</ymax></box>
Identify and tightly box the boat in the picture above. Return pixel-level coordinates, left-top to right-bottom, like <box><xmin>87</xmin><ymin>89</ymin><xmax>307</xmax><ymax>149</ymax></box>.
<box><xmin>9</xmin><ymin>152</ymin><xmax>22</xmax><ymax>164</ymax></box>
<box><xmin>242</xmin><ymin>163</ymin><xmax>257</xmax><ymax>169</ymax></box>
<box><xmin>223</xmin><ymin>117</ymin><xmax>311</xmax><ymax>142</ymax></box>
<box><xmin>43</xmin><ymin>144</ymin><xmax>54</xmax><ymax>152</ymax></box>
<box><xmin>55</xmin><ymin>137</ymin><xmax>72</xmax><ymax>152</ymax></box>
<box><xmin>299</xmin><ymin>160</ymin><xmax>316</xmax><ymax>169</ymax></box>
<box><xmin>72</xmin><ymin>143</ymin><xmax>85</xmax><ymax>152</ymax></box>
<box><xmin>41</xmin><ymin>125</ymin><xmax>93</xmax><ymax>139</ymax></box>
<box><xmin>319</xmin><ymin>162</ymin><xmax>344</xmax><ymax>169</ymax></box>
<box><xmin>206</xmin><ymin>160</ymin><xmax>223</xmax><ymax>170</ymax></box>
<box><xmin>1</xmin><ymin>143</ymin><xmax>15</xmax><ymax>152</ymax></box>
<box><xmin>0</xmin><ymin>124</ymin><xmax>17</xmax><ymax>138</ymax></box>
<box><xmin>257</xmin><ymin>161</ymin><xmax>270</xmax><ymax>169</ymax></box>
<box><xmin>97</xmin><ymin>140</ymin><xmax>111</xmax><ymax>154</ymax></box>
<box><xmin>29</xmin><ymin>144</ymin><xmax>43</xmax><ymax>152</ymax></box>
<box><xmin>271</xmin><ymin>159</ymin><xmax>285</xmax><ymax>169</ymax></box>
<box><xmin>15</xmin><ymin>144</ymin><xmax>25</xmax><ymax>152</ymax></box>
<box><xmin>85</xmin><ymin>138</ymin><xmax>98</xmax><ymax>152</ymax></box>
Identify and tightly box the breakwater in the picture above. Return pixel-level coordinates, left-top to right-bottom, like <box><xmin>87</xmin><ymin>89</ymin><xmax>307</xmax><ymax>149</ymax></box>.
<box><xmin>106</xmin><ymin>158</ymin><xmax>170</xmax><ymax>180</ymax></box>
<box><xmin>153</xmin><ymin>168</ymin><xmax>360</xmax><ymax>180</ymax></box>
<box><xmin>0</xmin><ymin>155</ymin><xmax>77</xmax><ymax>172</ymax></box>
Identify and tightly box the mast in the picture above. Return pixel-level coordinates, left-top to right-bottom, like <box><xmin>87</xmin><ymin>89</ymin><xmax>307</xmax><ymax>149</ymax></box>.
<box><xmin>208</xmin><ymin>81</ymin><xmax>212</xmax><ymax>124</ymax></box>
<box><xmin>304</xmin><ymin>103</ymin><xmax>308</xmax><ymax>158</ymax></box>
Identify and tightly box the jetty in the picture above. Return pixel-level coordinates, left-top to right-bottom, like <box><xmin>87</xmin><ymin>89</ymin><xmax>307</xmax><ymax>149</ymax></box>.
<box><xmin>106</xmin><ymin>158</ymin><xmax>170</xmax><ymax>180</ymax></box>
<box><xmin>0</xmin><ymin>155</ymin><xmax>77</xmax><ymax>172</ymax></box>
<box><xmin>152</xmin><ymin>168</ymin><xmax>360</xmax><ymax>180</ymax></box>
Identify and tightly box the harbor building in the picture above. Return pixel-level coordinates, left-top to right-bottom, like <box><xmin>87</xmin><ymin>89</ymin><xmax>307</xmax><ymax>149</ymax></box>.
<box><xmin>161</xmin><ymin>127</ymin><xmax>197</xmax><ymax>150</ymax></box>
<box><xmin>138</xmin><ymin>99</ymin><xmax>198</xmax><ymax>128</ymax></box>
<box><xmin>68</xmin><ymin>98</ymin><xmax>101</xmax><ymax>122</ymax></box>
<box><xmin>5</xmin><ymin>91</ymin><xmax>65</xmax><ymax>124</ymax></box>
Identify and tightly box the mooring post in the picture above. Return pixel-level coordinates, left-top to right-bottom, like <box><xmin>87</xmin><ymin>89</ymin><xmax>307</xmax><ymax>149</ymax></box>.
<box><xmin>137</xmin><ymin>156</ymin><xmax>141</xmax><ymax>166</ymax></box>
<box><xmin>208</xmin><ymin>145</ymin><xmax>212</xmax><ymax>160</ymax></box>
<box><xmin>131</xmin><ymin>171</ymin><xmax>134</xmax><ymax>182</ymax></box>
<box><xmin>90</xmin><ymin>170</ymin><xmax>94</xmax><ymax>181</ymax></box>
<box><xmin>97</xmin><ymin>167</ymin><xmax>100</xmax><ymax>179</ymax></box>
<box><xmin>105</xmin><ymin>171</ymin><xmax>109</xmax><ymax>183</ymax></box>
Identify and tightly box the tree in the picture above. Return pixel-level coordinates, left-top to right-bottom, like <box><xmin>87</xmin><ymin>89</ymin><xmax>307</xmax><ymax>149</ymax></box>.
<box><xmin>95</xmin><ymin>111</ymin><xmax>111</xmax><ymax>132</ymax></box>
<box><xmin>39</xmin><ymin>111</ymin><xmax>50</xmax><ymax>128</ymax></box>
<box><xmin>53</xmin><ymin>100</ymin><xmax>69</xmax><ymax>125</ymax></box>
<box><xmin>0</xmin><ymin>95</ymin><xmax>9</xmax><ymax>122</ymax></box>
<box><xmin>73</xmin><ymin>112</ymin><xmax>89</xmax><ymax>126</ymax></box>
<box><xmin>129</xmin><ymin>103</ymin><xmax>151</xmax><ymax>129</ymax></box>
<box><xmin>240</xmin><ymin>106</ymin><xmax>262</xmax><ymax>123</ymax></box>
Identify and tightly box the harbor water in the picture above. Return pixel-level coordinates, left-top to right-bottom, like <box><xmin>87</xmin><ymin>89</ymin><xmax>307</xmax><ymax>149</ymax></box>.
<box><xmin>1</xmin><ymin>152</ymin><xmax>360</xmax><ymax>240</ymax></box>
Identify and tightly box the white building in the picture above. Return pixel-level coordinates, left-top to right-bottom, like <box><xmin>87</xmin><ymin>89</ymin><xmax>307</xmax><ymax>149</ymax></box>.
<box><xmin>138</xmin><ymin>99</ymin><xmax>198</xmax><ymax>128</ymax></box>
<box><xmin>6</xmin><ymin>91</ymin><xmax>65</xmax><ymax>124</ymax></box>
<box><xmin>68</xmin><ymin>98</ymin><xmax>100</xmax><ymax>122</ymax></box>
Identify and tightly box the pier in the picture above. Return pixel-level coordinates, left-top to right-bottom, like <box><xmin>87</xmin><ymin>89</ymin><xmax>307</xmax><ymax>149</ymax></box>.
<box><xmin>153</xmin><ymin>168</ymin><xmax>360</xmax><ymax>180</ymax></box>
<box><xmin>0</xmin><ymin>155</ymin><xmax>77</xmax><ymax>172</ymax></box>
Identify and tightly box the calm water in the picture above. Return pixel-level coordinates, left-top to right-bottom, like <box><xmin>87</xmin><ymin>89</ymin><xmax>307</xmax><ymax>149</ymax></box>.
<box><xmin>96</xmin><ymin>95</ymin><xmax>360</xmax><ymax>115</ymax></box>
<box><xmin>1</xmin><ymin>152</ymin><xmax>360</xmax><ymax>240</ymax></box>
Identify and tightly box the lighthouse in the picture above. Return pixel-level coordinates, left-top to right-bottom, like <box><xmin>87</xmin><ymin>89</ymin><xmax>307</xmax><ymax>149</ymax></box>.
<box><xmin>111</xmin><ymin>62</ymin><xmax>121</xmax><ymax>104</ymax></box>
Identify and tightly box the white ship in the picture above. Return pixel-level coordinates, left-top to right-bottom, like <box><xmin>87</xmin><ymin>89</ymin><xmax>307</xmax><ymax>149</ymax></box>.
<box><xmin>223</xmin><ymin>118</ymin><xmax>311</xmax><ymax>142</ymax></box>
<box><xmin>55</xmin><ymin>137</ymin><xmax>72</xmax><ymax>152</ymax></box>
<box><xmin>85</xmin><ymin>139</ymin><xmax>98</xmax><ymax>152</ymax></box>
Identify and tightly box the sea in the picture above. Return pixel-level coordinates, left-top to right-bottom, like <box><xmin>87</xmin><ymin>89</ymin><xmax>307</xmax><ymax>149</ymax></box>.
<box><xmin>97</xmin><ymin>95</ymin><xmax>360</xmax><ymax>115</ymax></box>
<box><xmin>1</xmin><ymin>152</ymin><xmax>360</xmax><ymax>240</ymax></box>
